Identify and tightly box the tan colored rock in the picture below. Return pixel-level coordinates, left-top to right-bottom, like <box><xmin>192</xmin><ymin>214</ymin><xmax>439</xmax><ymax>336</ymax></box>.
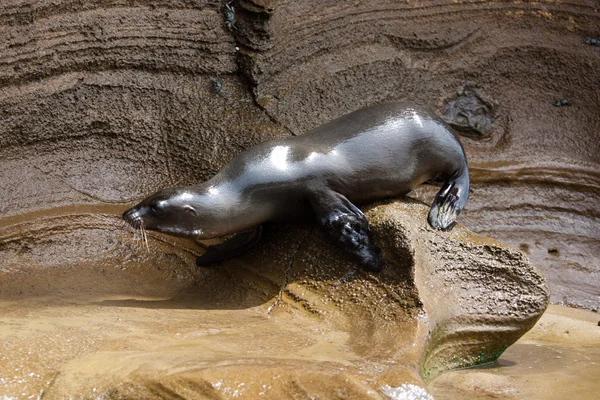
<box><xmin>366</xmin><ymin>201</ymin><xmax>549</xmax><ymax>379</ymax></box>
<box><xmin>0</xmin><ymin>200</ymin><xmax>547</xmax><ymax>398</ymax></box>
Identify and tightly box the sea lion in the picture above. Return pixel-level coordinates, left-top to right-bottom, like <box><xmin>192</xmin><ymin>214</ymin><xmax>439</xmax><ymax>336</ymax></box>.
<box><xmin>123</xmin><ymin>102</ymin><xmax>470</xmax><ymax>271</ymax></box>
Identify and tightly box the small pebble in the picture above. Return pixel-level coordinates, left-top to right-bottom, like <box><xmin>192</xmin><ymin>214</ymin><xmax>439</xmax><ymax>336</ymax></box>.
<box><xmin>584</xmin><ymin>38</ymin><xmax>600</xmax><ymax>46</ymax></box>
<box><xmin>554</xmin><ymin>98</ymin><xmax>571</xmax><ymax>107</ymax></box>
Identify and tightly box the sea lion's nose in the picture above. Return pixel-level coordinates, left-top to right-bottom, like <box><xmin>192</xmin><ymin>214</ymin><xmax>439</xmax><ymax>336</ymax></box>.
<box><xmin>122</xmin><ymin>207</ymin><xmax>141</xmax><ymax>224</ymax></box>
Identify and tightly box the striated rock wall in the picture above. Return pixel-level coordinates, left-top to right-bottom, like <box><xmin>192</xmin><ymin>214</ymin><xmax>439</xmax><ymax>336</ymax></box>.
<box><xmin>1</xmin><ymin>0</ymin><xmax>597</xmax><ymax>308</ymax></box>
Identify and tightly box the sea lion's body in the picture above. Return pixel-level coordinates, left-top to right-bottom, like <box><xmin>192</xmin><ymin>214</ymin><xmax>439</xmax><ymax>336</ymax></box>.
<box><xmin>124</xmin><ymin>102</ymin><xmax>470</xmax><ymax>271</ymax></box>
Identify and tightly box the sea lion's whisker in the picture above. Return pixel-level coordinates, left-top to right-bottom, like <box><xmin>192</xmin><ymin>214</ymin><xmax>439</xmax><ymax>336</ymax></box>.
<box><xmin>125</xmin><ymin>218</ymin><xmax>148</xmax><ymax>252</ymax></box>
<box><xmin>140</xmin><ymin>223</ymin><xmax>149</xmax><ymax>252</ymax></box>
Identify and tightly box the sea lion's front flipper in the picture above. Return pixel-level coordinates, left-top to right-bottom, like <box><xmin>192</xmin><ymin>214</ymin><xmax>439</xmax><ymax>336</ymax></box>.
<box><xmin>196</xmin><ymin>225</ymin><xmax>263</xmax><ymax>266</ymax></box>
<box><xmin>308</xmin><ymin>189</ymin><xmax>385</xmax><ymax>272</ymax></box>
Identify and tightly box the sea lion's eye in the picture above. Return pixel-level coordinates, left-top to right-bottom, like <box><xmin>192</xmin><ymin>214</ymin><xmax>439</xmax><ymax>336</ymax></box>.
<box><xmin>183</xmin><ymin>205</ymin><xmax>197</xmax><ymax>216</ymax></box>
<box><xmin>149</xmin><ymin>202</ymin><xmax>166</xmax><ymax>216</ymax></box>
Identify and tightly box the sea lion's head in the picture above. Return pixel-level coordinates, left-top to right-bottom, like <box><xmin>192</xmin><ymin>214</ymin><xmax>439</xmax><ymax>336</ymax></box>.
<box><xmin>123</xmin><ymin>187</ymin><xmax>213</xmax><ymax>239</ymax></box>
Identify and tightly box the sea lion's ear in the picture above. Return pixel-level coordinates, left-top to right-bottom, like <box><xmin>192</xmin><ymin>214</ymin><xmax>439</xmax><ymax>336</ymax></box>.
<box><xmin>308</xmin><ymin>189</ymin><xmax>385</xmax><ymax>272</ymax></box>
<box><xmin>196</xmin><ymin>225</ymin><xmax>263</xmax><ymax>267</ymax></box>
<box><xmin>182</xmin><ymin>205</ymin><xmax>198</xmax><ymax>216</ymax></box>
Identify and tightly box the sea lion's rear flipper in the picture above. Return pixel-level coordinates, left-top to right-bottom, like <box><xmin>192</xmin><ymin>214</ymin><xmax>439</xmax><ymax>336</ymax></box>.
<box><xmin>428</xmin><ymin>167</ymin><xmax>470</xmax><ymax>230</ymax></box>
<box><xmin>309</xmin><ymin>189</ymin><xmax>385</xmax><ymax>272</ymax></box>
<box><xmin>196</xmin><ymin>225</ymin><xmax>263</xmax><ymax>266</ymax></box>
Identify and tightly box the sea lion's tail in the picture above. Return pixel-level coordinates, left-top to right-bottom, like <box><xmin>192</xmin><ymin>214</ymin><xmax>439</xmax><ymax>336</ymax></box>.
<box><xmin>428</xmin><ymin>167</ymin><xmax>470</xmax><ymax>230</ymax></box>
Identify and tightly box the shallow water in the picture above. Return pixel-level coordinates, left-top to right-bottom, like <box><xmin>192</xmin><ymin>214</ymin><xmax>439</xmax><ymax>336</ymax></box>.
<box><xmin>0</xmin><ymin>295</ymin><xmax>597</xmax><ymax>399</ymax></box>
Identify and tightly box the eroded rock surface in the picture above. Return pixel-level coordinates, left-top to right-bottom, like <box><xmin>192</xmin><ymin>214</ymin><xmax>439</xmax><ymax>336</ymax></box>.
<box><xmin>0</xmin><ymin>201</ymin><xmax>548</xmax><ymax>398</ymax></box>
